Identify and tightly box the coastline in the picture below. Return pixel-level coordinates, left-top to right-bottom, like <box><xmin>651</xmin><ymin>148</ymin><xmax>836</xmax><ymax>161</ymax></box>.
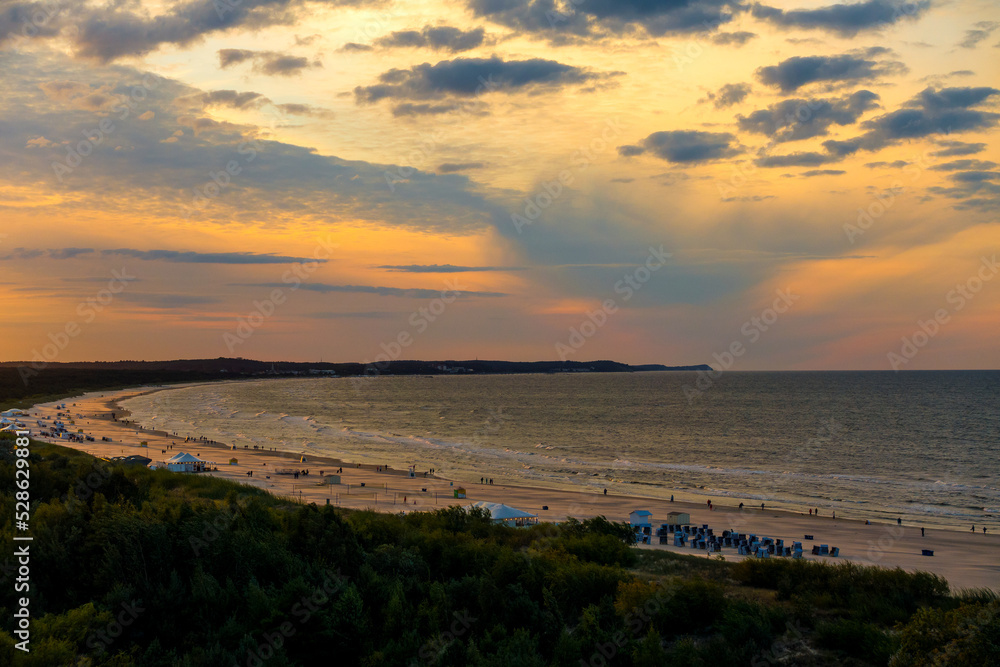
<box><xmin>22</xmin><ymin>383</ymin><xmax>1000</xmax><ymax>591</ymax></box>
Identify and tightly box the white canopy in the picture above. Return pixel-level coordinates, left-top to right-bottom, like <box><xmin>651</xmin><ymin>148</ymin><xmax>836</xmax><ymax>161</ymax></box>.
<box><xmin>166</xmin><ymin>452</ymin><xmax>204</xmax><ymax>463</ymax></box>
<box><xmin>466</xmin><ymin>501</ymin><xmax>538</xmax><ymax>521</ymax></box>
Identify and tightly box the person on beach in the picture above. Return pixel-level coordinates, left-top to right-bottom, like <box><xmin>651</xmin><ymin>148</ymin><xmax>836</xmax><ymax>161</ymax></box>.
<box><xmin>832</xmin><ymin>511</ymin><xmax>835</xmax><ymax>519</ymax></box>
<box><xmin>972</xmin><ymin>525</ymin><xmax>976</xmax><ymax>532</ymax></box>
<box><xmin>603</xmin><ymin>489</ymin><xmax>607</xmax><ymax>495</ymax></box>
<box><xmin>921</xmin><ymin>527</ymin><xmax>925</xmax><ymax>537</ymax></box>
<box><xmin>809</xmin><ymin>509</ymin><xmax>812</xmax><ymax>516</ymax></box>
<box><xmin>761</xmin><ymin>503</ymin><xmax>765</xmax><ymax>510</ymax></box>
<box><xmin>984</xmin><ymin>527</ymin><xmax>988</xmax><ymax>534</ymax></box>
<box><xmin>897</xmin><ymin>518</ymin><xmax>902</xmax><ymax>526</ymax></box>
<box><xmin>739</xmin><ymin>502</ymin><xmax>744</xmax><ymax>510</ymax></box>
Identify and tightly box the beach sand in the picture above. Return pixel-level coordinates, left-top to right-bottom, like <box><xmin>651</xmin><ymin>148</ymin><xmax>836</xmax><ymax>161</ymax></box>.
<box><xmin>24</xmin><ymin>385</ymin><xmax>1000</xmax><ymax>592</ymax></box>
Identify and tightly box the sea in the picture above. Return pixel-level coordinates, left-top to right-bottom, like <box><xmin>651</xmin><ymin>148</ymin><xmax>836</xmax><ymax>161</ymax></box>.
<box><xmin>119</xmin><ymin>371</ymin><xmax>1000</xmax><ymax>531</ymax></box>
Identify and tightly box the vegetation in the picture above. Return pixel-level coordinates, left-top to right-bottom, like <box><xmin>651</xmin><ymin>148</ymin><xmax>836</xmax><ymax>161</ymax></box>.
<box><xmin>1</xmin><ymin>436</ymin><xmax>996</xmax><ymax>666</ymax></box>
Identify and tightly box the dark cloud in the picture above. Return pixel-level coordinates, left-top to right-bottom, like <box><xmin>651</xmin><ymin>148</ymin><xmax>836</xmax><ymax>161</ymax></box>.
<box><xmin>117</xmin><ymin>293</ymin><xmax>221</xmax><ymax>308</ymax></box>
<box><xmin>751</xmin><ymin>0</ymin><xmax>930</xmax><ymax>38</ymax></box>
<box><xmin>756</xmin><ymin>52</ymin><xmax>905</xmax><ymax>92</ymax></box>
<box><xmin>706</xmin><ymin>82</ymin><xmax>752</xmax><ymax>109</ymax></box>
<box><xmin>62</xmin><ymin>0</ymin><xmax>374</xmax><ymax>62</ymax></box>
<box><xmin>303</xmin><ymin>311</ymin><xmax>396</xmax><ymax>318</ymax></box>
<box><xmin>0</xmin><ymin>247</ymin><xmax>94</xmax><ymax>260</ymax></box>
<box><xmin>756</xmin><ymin>152</ymin><xmax>837</xmax><ymax>167</ymax></box>
<box><xmin>865</xmin><ymin>160</ymin><xmax>909</xmax><ymax>168</ymax></box>
<box><xmin>338</xmin><ymin>42</ymin><xmax>374</xmax><ymax>52</ymax></box>
<box><xmin>931</xmin><ymin>141</ymin><xmax>986</xmax><ymax>157</ymax></box>
<box><xmin>928</xmin><ymin>159</ymin><xmax>997</xmax><ymax>172</ymax></box>
<box><xmin>374</xmin><ymin>26</ymin><xmax>488</xmax><ymax>52</ymax></box>
<box><xmin>958</xmin><ymin>21</ymin><xmax>999</xmax><ymax>49</ymax></box>
<box><xmin>391</xmin><ymin>102</ymin><xmax>468</xmax><ymax>116</ymax></box>
<box><xmin>438</xmin><ymin>162</ymin><xmax>486</xmax><ymax>173</ymax></box>
<box><xmin>355</xmin><ymin>56</ymin><xmax>618</xmax><ymax>104</ymax></box>
<box><xmin>711</xmin><ymin>31</ymin><xmax>757</xmax><ymax>46</ymax></box>
<box><xmin>275</xmin><ymin>103</ymin><xmax>335</xmax><ymax>118</ymax></box>
<box><xmin>199</xmin><ymin>90</ymin><xmax>268</xmax><ymax>109</ymax></box>
<box><xmin>245</xmin><ymin>283</ymin><xmax>509</xmax><ymax>298</ymax></box>
<box><xmin>801</xmin><ymin>169</ymin><xmax>846</xmax><ymax>176</ymax></box>
<box><xmin>377</xmin><ymin>264</ymin><xmax>522</xmax><ymax>272</ymax></box>
<box><xmin>218</xmin><ymin>49</ymin><xmax>322</xmax><ymax>76</ymax></box>
<box><xmin>950</xmin><ymin>171</ymin><xmax>999</xmax><ymax>183</ymax></box>
<box><xmin>102</xmin><ymin>249</ymin><xmax>330</xmax><ymax>264</ymax></box>
<box><xmin>737</xmin><ymin>90</ymin><xmax>880</xmax><ymax>142</ymax></box>
<box><xmin>619</xmin><ymin>130</ymin><xmax>741</xmax><ymax>163</ymax></box>
<box><xmin>466</xmin><ymin>0</ymin><xmax>738</xmax><ymax>40</ymax></box>
<box><xmin>842</xmin><ymin>86</ymin><xmax>1000</xmax><ymax>152</ymax></box>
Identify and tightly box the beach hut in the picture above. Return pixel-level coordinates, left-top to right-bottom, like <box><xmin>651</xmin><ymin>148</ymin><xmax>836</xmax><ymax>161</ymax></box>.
<box><xmin>629</xmin><ymin>510</ymin><xmax>653</xmax><ymax>529</ymax></box>
<box><xmin>666</xmin><ymin>511</ymin><xmax>691</xmax><ymax>525</ymax></box>
<box><xmin>454</xmin><ymin>487</ymin><xmax>467</xmax><ymax>499</ymax></box>
<box><xmin>229</xmin><ymin>458</ymin><xmax>239</xmax><ymax>465</ymax></box>
<box><xmin>465</xmin><ymin>501</ymin><xmax>538</xmax><ymax>527</ymax></box>
<box><xmin>165</xmin><ymin>452</ymin><xmax>210</xmax><ymax>473</ymax></box>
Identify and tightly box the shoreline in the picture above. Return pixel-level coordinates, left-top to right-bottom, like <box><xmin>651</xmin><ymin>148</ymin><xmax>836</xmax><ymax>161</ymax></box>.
<box><xmin>22</xmin><ymin>384</ymin><xmax>1000</xmax><ymax>591</ymax></box>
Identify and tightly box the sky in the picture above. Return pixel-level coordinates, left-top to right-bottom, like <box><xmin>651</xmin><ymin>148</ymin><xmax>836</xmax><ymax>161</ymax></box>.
<box><xmin>0</xmin><ymin>0</ymin><xmax>998</xmax><ymax>370</ymax></box>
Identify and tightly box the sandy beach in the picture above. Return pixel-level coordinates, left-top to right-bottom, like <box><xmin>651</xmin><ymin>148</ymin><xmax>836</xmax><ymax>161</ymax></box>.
<box><xmin>23</xmin><ymin>384</ymin><xmax>1000</xmax><ymax>592</ymax></box>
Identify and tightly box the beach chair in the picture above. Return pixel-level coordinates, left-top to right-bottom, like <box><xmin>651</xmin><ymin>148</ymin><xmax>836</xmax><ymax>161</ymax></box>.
<box><xmin>811</xmin><ymin>545</ymin><xmax>820</xmax><ymax>555</ymax></box>
<box><xmin>819</xmin><ymin>545</ymin><xmax>829</xmax><ymax>556</ymax></box>
<box><xmin>659</xmin><ymin>536</ymin><xmax>669</xmax><ymax>544</ymax></box>
<box><xmin>921</xmin><ymin>549</ymin><xmax>933</xmax><ymax>557</ymax></box>
<box><xmin>792</xmin><ymin>549</ymin><xmax>803</xmax><ymax>559</ymax></box>
<box><xmin>830</xmin><ymin>547</ymin><xmax>840</xmax><ymax>557</ymax></box>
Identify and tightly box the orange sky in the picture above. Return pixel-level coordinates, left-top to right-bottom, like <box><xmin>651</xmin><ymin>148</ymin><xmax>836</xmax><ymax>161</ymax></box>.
<box><xmin>1</xmin><ymin>0</ymin><xmax>998</xmax><ymax>368</ymax></box>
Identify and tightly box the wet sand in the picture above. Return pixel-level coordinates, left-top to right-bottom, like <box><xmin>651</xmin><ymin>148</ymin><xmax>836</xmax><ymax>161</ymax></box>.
<box><xmin>24</xmin><ymin>385</ymin><xmax>1000</xmax><ymax>592</ymax></box>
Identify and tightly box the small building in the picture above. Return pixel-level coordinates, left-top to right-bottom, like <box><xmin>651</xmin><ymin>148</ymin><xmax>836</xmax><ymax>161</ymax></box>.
<box><xmin>629</xmin><ymin>510</ymin><xmax>653</xmax><ymax>529</ymax></box>
<box><xmin>164</xmin><ymin>452</ymin><xmax>211</xmax><ymax>473</ymax></box>
<box><xmin>229</xmin><ymin>458</ymin><xmax>239</xmax><ymax>465</ymax></box>
<box><xmin>454</xmin><ymin>487</ymin><xmax>467</xmax><ymax>499</ymax></box>
<box><xmin>666</xmin><ymin>511</ymin><xmax>691</xmax><ymax>525</ymax></box>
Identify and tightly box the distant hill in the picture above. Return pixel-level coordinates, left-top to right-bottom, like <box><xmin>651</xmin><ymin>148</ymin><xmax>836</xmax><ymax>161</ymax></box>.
<box><xmin>0</xmin><ymin>358</ymin><xmax>711</xmax><ymax>409</ymax></box>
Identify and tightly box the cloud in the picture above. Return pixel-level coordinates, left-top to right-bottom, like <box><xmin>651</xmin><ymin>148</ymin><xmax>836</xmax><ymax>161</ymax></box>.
<box><xmin>438</xmin><ymin>162</ymin><xmax>486</xmax><ymax>173</ymax></box>
<box><xmin>338</xmin><ymin>42</ymin><xmax>374</xmax><ymax>52</ymax></box>
<box><xmin>756</xmin><ymin>152</ymin><xmax>837</xmax><ymax>167</ymax></box>
<box><xmin>377</xmin><ymin>264</ymin><xmax>523</xmax><ymax>273</ymax></box>
<box><xmin>303</xmin><ymin>311</ymin><xmax>397</xmax><ymax>318</ymax></box>
<box><xmin>864</xmin><ymin>160</ymin><xmax>909</xmax><ymax>168</ymax></box>
<box><xmin>374</xmin><ymin>26</ymin><xmax>489</xmax><ymax>52</ymax></box>
<box><xmin>58</xmin><ymin>0</ymin><xmax>376</xmax><ymax>62</ymax></box>
<box><xmin>197</xmin><ymin>90</ymin><xmax>269</xmax><ymax>109</ymax></box>
<box><xmin>928</xmin><ymin>159</ymin><xmax>998</xmax><ymax>172</ymax></box>
<box><xmin>117</xmin><ymin>293</ymin><xmax>221</xmax><ymax>308</ymax></box>
<box><xmin>958</xmin><ymin>21</ymin><xmax>999</xmax><ymax>49</ymax></box>
<box><xmin>466</xmin><ymin>0</ymin><xmax>739</xmax><ymax>39</ymax></box>
<box><xmin>756</xmin><ymin>52</ymin><xmax>906</xmax><ymax>92</ymax></box>
<box><xmin>751</xmin><ymin>0</ymin><xmax>930</xmax><ymax>37</ymax></box>
<box><xmin>355</xmin><ymin>56</ymin><xmax>619</xmax><ymax>104</ymax></box>
<box><xmin>101</xmin><ymin>249</ymin><xmax>330</xmax><ymax>264</ymax></box>
<box><xmin>737</xmin><ymin>90</ymin><xmax>880</xmax><ymax>142</ymax></box>
<box><xmin>801</xmin><ymin>169</ymin><xmax>846</xmax><ymax>176</ymax></box>
<box><xmin>0</xmin><ymin>247</ymin><xmax>94</xmax><ymax>260</ymax></box>
<box><xmin>619</xmin><ymin>130</ymin><xmax>741</xmax><ymax>163</ymax></box>
<box><xmin>711</xmin><ymin>31</ymin><xmax>757</xmax><ymax>46</ymax></box>
<box><xmin>244</xmin><ymin>282</ymin><xmax>509</xmax><ymax>297</ymax></box>
<box><xmin>705</xmin><ymin>82</ymin><xmax>752</xmax><ymax>109</ymax></box>
<box><xmin>931</xmin><ymin>141</ymin><xmax>986</xmax><ymax>157</ymax></box>
<box><xmin>841</xmin><ymin>86</ymin><xmax>1000</xmax><ymax>152</ymax></box>
<box><xmin>218</xmin><ymin>49</ymin><xmax>322</xmax><ymax>76</ymax></box>
<box><xmin>390</xmin><ymin>102</ymin><xmax>468</xmax><ymax>116</ymax></box>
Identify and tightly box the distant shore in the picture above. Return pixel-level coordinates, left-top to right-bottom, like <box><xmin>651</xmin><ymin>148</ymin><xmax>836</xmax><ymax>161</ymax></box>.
<box><xmin>23</xmin><ymin>384</ymin><xmax>1000</xmax><ymax>591</ymax></box>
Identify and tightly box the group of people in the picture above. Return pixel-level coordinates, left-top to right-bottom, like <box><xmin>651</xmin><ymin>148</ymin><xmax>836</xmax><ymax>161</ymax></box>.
<box><xmin>480</xmin><ymin>477</ymin><xmax>494</xmax><ymax>485</ymax></box>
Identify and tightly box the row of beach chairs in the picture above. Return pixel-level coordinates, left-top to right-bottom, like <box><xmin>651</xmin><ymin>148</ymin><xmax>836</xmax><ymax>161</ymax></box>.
<box><xmin>656</xmin><ymin>524</ymin><xmax>839</xmax><ymax>559</ymax></box>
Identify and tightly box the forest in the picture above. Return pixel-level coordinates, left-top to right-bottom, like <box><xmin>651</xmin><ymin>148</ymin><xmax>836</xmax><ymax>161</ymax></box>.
<box><xmin>0</xmin><ymin>435</ymin><xmax>997</xmax><ymax>666</ymax></box>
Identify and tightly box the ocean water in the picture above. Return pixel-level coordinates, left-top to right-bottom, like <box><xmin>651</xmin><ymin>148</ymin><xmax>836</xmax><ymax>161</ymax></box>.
<box><xmin>120</xmin><ymin>371</ymin><xmax>1000</xmax><ymax>530</ymax></box>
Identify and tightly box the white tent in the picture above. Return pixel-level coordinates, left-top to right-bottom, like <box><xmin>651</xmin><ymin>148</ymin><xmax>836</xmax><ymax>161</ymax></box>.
<box><xmin>165</xmin><ymin>452</ymin><xmax>211</xmax><ymax>472</ymax></box>
<box><xmin>466</xmin><ymin>501</ymin><xmax>538</xmax><ymax>526</ymax></box>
